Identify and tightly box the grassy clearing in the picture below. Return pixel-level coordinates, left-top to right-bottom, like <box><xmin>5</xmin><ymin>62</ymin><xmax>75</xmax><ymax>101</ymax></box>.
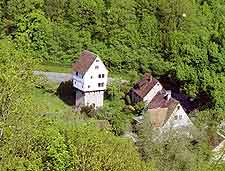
<box><xmin>31</xmin><ymin>87</ymin><xmax>109</xmax><ymax>127</ymax></box>
<box><xmin>31</xmin><ymin>88</ymin><xmax>81</xmax><ymax>123</ymax></box>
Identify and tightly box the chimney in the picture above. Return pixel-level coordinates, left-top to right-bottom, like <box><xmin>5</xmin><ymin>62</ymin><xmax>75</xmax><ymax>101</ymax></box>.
<box><xmin>164</xmin><ymin>90</ymin><xmax>171</xmax><ymax>101</ymax></box>
<box><xmin>144</xmin><ymin>73</ymin><xmax>152</xmax><ymax>82</ymax></box>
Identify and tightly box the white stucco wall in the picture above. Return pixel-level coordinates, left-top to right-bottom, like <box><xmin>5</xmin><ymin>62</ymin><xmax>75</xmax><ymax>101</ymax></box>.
<box><xmin>84</xmin><ymin>91</ymin><xmax>104</xmax><ymax>107</ymax></box>
<box><xmin>73</xmin><ymin>75</ymin><xmax>84</xmax><ymax>91</ymax></box>
<box><xmin>143</xmin><ymin>82</ymin><xmax>163</xmax><ymax>104</ymax></box>
<box><xmin>73</xmin><ymin>57</ymin><xmax>108</xmax><ymax>92</ymax></box>
<box><xmin>162</xmin><ymin>104</ymin><xmax>193</xmax><ymax>131</ymax></box>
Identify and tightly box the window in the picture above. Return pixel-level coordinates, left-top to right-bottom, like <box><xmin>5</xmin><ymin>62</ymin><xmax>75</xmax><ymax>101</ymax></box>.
<box><xmin>98</xmin><ymin>74</ymin><xmax>105</xmax><ymax>78</ymax></box>
<box><xmin>98</xmin><ymin>83</ymin><xmax>104</xmax><ymax>87</ymax></box>
<box><xmin>91</xmin><ymin>76</ymin><xmax>93</xmax><ymax>79</ymax></box>
<box><xmin>88</xmin><ymin>85</ymin><xmax>91</xmax><ymax>88</ymax></box>
<box><xmin>95</xmin><ymin>66</ymin><xmax>99</xmax><ymax>69</ymax></box>
<box><xmin>179</xmin><ymin>115</ymin><xmax>182</xmax><ymax>120</ymax></box>
<box><xmin>174</xmin><ymin>115</ymin><xmax>178</xmax><ymax>120</ymax></box>
<box><xmin>76</xmin><ymin>72</ymin><xmax>78</xmax><ymax>76</ymax></box>
<box><xmin>96</xmin><ymin>59</ymin><xmax>100</xmax><ymax>62</ymax></box>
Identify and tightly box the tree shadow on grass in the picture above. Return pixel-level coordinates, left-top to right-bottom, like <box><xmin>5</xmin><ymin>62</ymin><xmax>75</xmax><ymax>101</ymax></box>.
<box><xmin>56</xmin><ymin>80</ymin><xmax>75</xmax><ymax>106</ymax></box>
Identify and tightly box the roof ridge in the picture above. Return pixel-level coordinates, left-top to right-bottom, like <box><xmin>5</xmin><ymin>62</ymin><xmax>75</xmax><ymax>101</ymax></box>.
<box><xmin>72</xmin><ymin>50</ymin><xmax>97</xmax><ymax>75</ymax></box>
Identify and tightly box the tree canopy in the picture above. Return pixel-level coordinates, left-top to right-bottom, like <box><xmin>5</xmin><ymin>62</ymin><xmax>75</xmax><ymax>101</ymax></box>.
<box><xmin>1</xmin><ymin>0</ymin><xmax>225</xmax><ymax>170</ymax></box>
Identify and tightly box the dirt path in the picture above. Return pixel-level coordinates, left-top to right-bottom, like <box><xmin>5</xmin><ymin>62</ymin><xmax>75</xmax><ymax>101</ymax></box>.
<box><xmin>33</xmin><ymin>71</ymin><xmax>126</xmax><ymax>84</ymax></box>
<box><xmin>34</xmin><ymin>71</ymin><xmax>72</xmax><ymax>83</ymax></box>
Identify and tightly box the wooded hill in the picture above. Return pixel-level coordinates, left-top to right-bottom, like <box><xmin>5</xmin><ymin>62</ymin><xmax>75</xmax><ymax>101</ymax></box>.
<box><xmin>1</xmin><ymin>0</ymin><xmax>225</xmax><ymax>170</ymax></box>
<box><xmin>2</xmin><ymin>0</ymin><xmax>225</xmax><ymax>113</ymax></box>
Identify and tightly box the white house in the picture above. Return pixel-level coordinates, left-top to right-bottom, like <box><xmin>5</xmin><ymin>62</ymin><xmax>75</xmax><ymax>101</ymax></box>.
<box><xmin>147</xmin><ymin>90</ymin><xmax>193</xmax><ymax>132</ymax></box>
<box><xmin>129</xmin><ymin>74</ymin><xmax>193</xmax><ymax>132</ymax></box>
<box><xmin>72</xmin><ymin>50</ymin><xmax>108</xmax><ymax>108</ymax></box>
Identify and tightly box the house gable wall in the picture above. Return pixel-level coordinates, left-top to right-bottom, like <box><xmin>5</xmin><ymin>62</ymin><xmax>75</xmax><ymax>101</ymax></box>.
<box><xmin>83</xmin><ymin>57</ymin><xmax>108</xmax><ymax>92</ymax></box>
<box><xmin>162</xmin><ymin>104</ymin><xmax>193</xmax><ymax>131</ymax></box>
<box><xmin>73</xmin><ymin>57</ymin><xmax>108</xmax><ymax>92</ymax></box>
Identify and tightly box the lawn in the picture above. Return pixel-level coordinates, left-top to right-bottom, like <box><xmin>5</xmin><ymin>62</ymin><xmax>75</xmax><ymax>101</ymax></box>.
<box><xmin>31</xmin><ymin>88</ymin><xmax>80</xmax><ymax>123</ymax></box>
<box><xmin>31</xmin><ymin>87</ymin><xmax>110</xmax><ymax>127</ymax></box>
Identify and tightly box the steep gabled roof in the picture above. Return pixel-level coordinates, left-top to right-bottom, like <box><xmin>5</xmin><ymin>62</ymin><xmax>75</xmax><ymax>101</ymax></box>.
<box><xmin>131</xmin><ymin>73</ymin><xmax>159</xmax><ymax>99</ymax></box>
<box><xmin>147</xmin><ymin>90</ymin><xmax>179</xmax><ymax>128</ymax></box>
<box><xmin>72</xmin><ymin>50</ymin><xmax>97</xmax><ymax>75</ymax></box>
<box><xmin>148</xmin><ymin>90</ymin><xmax>178</xmax><ymax>109</ymax></box>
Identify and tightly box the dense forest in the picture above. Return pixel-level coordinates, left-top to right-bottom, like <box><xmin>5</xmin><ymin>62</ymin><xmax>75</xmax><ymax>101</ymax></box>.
<box><xmin>2</xmin><ymin>0</ymin><xmax>225</xmax><ymax>110</ymax></box>
<box><xmin>1</xmin><ymin>0</ymin><xmax>225</xmax><ymax>170</ymax></box>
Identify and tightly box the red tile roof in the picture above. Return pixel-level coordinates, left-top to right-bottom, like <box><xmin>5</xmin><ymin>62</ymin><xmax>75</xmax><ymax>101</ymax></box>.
<box><xmin>148</xmin><ymin>90</ymin><xmax>178</xmax><ymax>109</ymax></box>
<box><xmin>72</xmin><ymin>50</ymin><xmax>97</xmax><ymax>75</ymax></box>
<box><xmin>131</xmin><ymin>73</ymin><xmax>159</xmax><ymax>99</ymax></box>
<box><xmin>147</xmin><ymin>90</ymin><xmax>179</xmax><ymax>127</ymax></box>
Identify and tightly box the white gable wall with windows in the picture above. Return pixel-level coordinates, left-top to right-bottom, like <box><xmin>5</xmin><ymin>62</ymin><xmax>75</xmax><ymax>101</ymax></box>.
<box><xmin>73</xmin><ymin>57</ymin><xmax>108</xmax><ymax>92</ymax></box>
<box><xmin>83</xmin><ymin>57</ymin><xmax>108</xmax><ymax>92</ymax></box>
<box><xmin>162</xmin><ymin>104</ymin><xmax>193</xmax><ymax>131</ymax></box>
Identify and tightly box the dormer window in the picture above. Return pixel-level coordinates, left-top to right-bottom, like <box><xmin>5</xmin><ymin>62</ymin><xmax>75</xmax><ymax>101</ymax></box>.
<box><xmin>95</xmin><ymin>66</ymin><xmax>99</xmax><ymax>69</ymax></box>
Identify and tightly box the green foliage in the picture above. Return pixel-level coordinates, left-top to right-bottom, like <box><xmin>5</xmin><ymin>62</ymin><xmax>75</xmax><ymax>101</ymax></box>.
<box><xmin>98</xmin><ymin>99</ymin><xmax>131</xmax><ymax>135</ymax></box>
<box><xmin>66</xmin><ymin>124</ymin><xmax>150</xmax><ymax>171</ymax></box>
<box><xmin>134</xmin><ymin>101</ymin><xmax>145</xmax><ymax>115</ymax></box>
<box><xmin>5</xmin><ymin>0</ymin><xmax>225</xmax><ymax>114</ymax></box>
<box><xmin>0</xmin><ymin>46</ymin><xmax>154</xmax><ymax>170</ymax></box>
<box><xmin>0</xmin><ymin>39</ymin><xmax>35</xmax><ymax>121</ymax></box>
<box><xmin>2</xmin><ymin>0</ymin><xmax>225</xmax><ymax>169</ymax></box>
<box><xmin>101</xmin><ymin>82</ymin><xmax>134</xmax><ymax>135</ymax></box>
<box><xmin>138</xmin><ymin>119</ymin><xmax>213</xmax><ymax>171</ymax></box>
<box><xmin>0</xmin><ymin>113</ymin><xmax>151</xmax><ymax>170</ymax></box>
<box><xmin>44</xmin><ymin>0</ymin><xmax>66</xmax><ymax>22</ymax></box>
